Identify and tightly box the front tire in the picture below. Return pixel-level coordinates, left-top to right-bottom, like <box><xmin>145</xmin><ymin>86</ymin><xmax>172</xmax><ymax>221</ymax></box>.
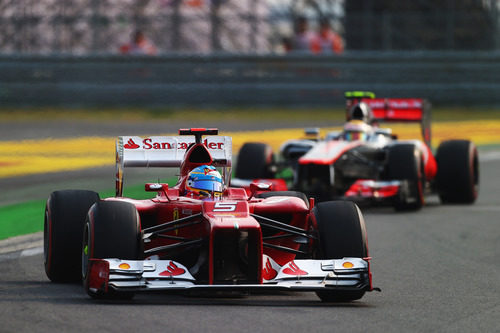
<box><xmin>44</xmin><ymin>190</ymin><xmax>99</xmax><ymax>283</ymax></box>
<box><xmin>386</xmin><ymin>144</ymin><xmax>424</xmax><ymax>211</ymax></box>
<box><xmin>436</xmin><ymin>140</ymin><xmax>479</xmax><ymax>203</ymax></box>
<box><xmin>82</xmin><ymin>200</ymin><xmax>142</xmax><ymax>299</ymax></box>
<box><xmin>313</xmin><ymin>201</ymin><xmax>368</xmax><ymax>302</ymax></box>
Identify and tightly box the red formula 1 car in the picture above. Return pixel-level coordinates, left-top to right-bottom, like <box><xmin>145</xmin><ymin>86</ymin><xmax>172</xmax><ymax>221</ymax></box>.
<box><xmin>234</xmin><ymin>92</ymin><xmax>479</xmax><ymax>211</ymax></box>
<box><xmin>43</xmin><ymin>128</ymin><xmax>378</xmax><ymax>302</ymax></box>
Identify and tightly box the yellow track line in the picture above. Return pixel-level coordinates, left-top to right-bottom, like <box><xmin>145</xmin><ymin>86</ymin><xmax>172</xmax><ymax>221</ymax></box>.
<box><xmin>1</xmin><ymin>120</ymin><xmax>499</xmax><ymax>178</ymax></box>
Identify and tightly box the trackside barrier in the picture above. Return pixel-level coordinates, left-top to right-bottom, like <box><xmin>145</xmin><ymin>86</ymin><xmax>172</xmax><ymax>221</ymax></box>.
<box><xmin>1</xmin><ymin>52</ymin><xmax>500</xmax><ymax>107</ymax></box>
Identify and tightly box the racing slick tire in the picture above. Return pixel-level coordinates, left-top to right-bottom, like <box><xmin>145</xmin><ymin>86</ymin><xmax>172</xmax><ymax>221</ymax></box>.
<box><xmin>257</xmin><ymin>191</ymin><xmax>309</xmax><ymax>208</ymax></box>
<box><xmin>235</xmin><ymin>142</ymin><xmax>275</xmax><ymax>179</ymax></box>
<box><xmin>436</xmin><ymin>140</ymin><xmax>479</xmax><ymax>204</ymax></box>
<box><xmin>44</xmin><ymin>190</ymin><xmax>100</xmax><ymax>283</ymax></box>
<box><xmin>82</xmin><ymin>200</ymin><xmax>142</xmax><ymax>299</ymax></box>
<box><xmin>313</xmin><ymin>201</ymin><xmax>368</xmax><ymax>302</ymax></box>
<box><xmin>386</xmin><ymin>144</ymin><xmax>425</xmax><ymax>211</ymax></box>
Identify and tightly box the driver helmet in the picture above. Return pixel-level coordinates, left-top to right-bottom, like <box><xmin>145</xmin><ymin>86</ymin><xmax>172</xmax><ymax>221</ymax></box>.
<box><xmin>347</xmin><ymin>102</ymin><xmax>373</xmax><ymax>124</ymax></box>
<box><xmin>185</xmin><ymin>165</ymin><xmax>223</xmax><ymax>199</ymax></box>
<box><xmin>343</xmin><ymin>120</ymin><xmax>372</xmax><ymax>141</ymax></box>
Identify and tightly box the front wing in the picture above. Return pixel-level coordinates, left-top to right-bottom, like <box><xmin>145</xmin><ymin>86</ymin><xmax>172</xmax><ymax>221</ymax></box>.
<box><xmin>86</xmin><ymin>257</ymin><xmax>373</xmax><ymax>294</ymax></box>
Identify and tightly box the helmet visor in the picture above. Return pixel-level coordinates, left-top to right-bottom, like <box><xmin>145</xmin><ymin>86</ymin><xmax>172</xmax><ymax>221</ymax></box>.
<box><xmin>344</xmin><ymin>131</ymin><xmax>367</xmax><ymax>141</ymax></box>
<box><xmin>190</xmin><ymin>179</ymin><xmax>223</xmax><ymax>193</ymax></box>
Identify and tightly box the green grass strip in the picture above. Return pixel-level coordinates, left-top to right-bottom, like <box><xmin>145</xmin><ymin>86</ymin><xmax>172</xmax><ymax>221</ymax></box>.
<box><xmin>0</xmin><ymin>180</ymin><xmax>176</xmax><ymax>241</ymax></box>
<box><xmin>0</xmin><ymin>200</ymin><xmax>46</xmax><ymax>240</ymax></box>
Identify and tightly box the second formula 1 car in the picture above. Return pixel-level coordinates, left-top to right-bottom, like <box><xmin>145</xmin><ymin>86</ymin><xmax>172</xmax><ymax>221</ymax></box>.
<box><xmin>43</xmin><ymin>128</ymin><xmax>378</xmax><ymax>302</ymax></box>
<box><xmin>234</xmin><ymin>92</ymin><xmax>479</xmax><ymax>211</ymax></box>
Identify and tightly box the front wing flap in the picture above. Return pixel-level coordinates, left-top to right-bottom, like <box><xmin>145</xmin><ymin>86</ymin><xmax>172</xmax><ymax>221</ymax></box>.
<box><xmin>344</xmin><ymin>179</ymin><xmax>401</xmax><ymax>201</ymax></box>
<box><xmin>87</xmin><ymin>257</ymin><xmax>372</xmax><ymax>294</ymax></box>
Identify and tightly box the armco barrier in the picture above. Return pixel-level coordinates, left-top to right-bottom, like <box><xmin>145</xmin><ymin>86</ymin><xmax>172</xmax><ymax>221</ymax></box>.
<box><xmin>1</xmin><ymin>52</ymin><xmax>499</xmax><ymax>107</ymax></box>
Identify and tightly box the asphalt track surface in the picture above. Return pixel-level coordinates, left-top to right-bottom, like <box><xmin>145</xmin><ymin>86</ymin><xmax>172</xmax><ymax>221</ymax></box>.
<box><xmin>1</xmin><ymin>119</ymin><xmax>499</xmax><ymax>332</ymax></box>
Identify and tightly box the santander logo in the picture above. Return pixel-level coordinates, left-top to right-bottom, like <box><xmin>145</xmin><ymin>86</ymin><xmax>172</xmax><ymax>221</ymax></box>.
<box><xmin>159</xmin><ymin>261</ymin><xmax>186</xmax><ymax>277</ymax></box>
<box><xmin>124</xmin><ymin>138</ymin><xmax>140</xmax><ymax>149</ymax></box>
<box><xmin>262</xmin><ymin>258</ymin><xmax>278</xmax><ymax>280</ymax></box>
<box><xmin>283</xmin><ymin>261</ymin><xmax>308</xmax><ymax>276</ymax></box>
<box><xmin>123</xmin><ymin>137</ymin><xmax>224</xmax><ymax>150</ymax></box>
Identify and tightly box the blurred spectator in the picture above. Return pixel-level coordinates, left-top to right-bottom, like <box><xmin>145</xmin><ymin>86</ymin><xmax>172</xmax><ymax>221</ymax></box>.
<box><xmin>290</xmin><ymin>16</ymin><xmax>315</xmax><ymax>52</ymax></box>
<box><xmin>310</xmin><ymin>18</ymin><xmax>344</xmax><ymax>54</ymax></box>
<box><xmin>281</xmin><ymin>36</ymin><xmax>293</xmax><ymax>53</ymax></box>
<box><xmin>119</xmin><ymin>30</ymin><xmax>157</xmax><ymax>55</ymax></box>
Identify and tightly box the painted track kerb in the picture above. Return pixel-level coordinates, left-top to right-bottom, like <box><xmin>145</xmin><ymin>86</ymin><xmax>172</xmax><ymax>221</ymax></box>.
<box><xmin>0</xmin><ymin>232</ymin><xmax>43</xmax><ymax>260</ymax></box>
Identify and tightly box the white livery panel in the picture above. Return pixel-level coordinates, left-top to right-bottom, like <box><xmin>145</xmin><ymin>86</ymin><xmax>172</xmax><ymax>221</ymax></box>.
<box><xmin>89</xmin><ymin>257</ymin><xmax>370</xmax><ymax>293</ymax></box>
<box><xmin>117</xmin><ymin>135</ymin><xmax>232</xmax><ymax>168</ymax></box>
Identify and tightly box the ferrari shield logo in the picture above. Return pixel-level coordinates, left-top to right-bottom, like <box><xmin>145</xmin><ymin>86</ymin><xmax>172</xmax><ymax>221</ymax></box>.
<box><xmin>173</xmin><ymin>208</ymin><xmax>179</xmax><ymax>235</ymax></box>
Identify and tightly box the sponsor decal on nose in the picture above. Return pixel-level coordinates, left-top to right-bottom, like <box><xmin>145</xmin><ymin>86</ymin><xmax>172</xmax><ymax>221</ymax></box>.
<box><xmin>283</xmin><ymin>261</ymin><xmax>308</xmax><ymax>276</ymax></box>
<box><xmin>159</xmin><ymin>261</ymin><xmax>186</xmax><ymax>276</ymax></box>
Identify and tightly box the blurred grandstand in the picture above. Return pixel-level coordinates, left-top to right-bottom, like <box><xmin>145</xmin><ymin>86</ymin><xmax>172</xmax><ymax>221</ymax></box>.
<box><xmin>1</xmin><ymin>0</ymin><xmax>500</xmax><ymax>108</ymax></box>
<box><xmin>0</xmin><ymin>0</ymin><xmax>274</xmax><ymax>54</ymax></box>
<box><xmin>1</xmin><ymin>0</ymin><xmax>498</xmax><ymax>54</ymax></box>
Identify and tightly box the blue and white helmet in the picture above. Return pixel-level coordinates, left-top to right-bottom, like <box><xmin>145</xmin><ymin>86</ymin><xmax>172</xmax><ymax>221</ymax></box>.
<box><xmin>186</xmin><ymin>165</ymin><xmax>223</xmax><ymax>199</ymax></box>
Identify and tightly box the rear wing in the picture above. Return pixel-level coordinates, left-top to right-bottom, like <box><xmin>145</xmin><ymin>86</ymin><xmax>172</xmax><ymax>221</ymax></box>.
<box><xmin>115</xmin><ymin>135</ymin><xmax>232</xmax><ymax>196</ymax></box>
<box><xmin>364</xmin><ymin>98</ymin><xmax>431</xmax><ymax>148</ymax></box>
<box><xmin>345</xmin><ymin>92</ymin><xmax>431</xmax><ymax>148</ymax></box>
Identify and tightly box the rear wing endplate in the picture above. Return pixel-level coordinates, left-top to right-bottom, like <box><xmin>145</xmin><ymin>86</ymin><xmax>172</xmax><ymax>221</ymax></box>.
<box><xmin>115</xmin><ymin>135</ymin><xmax>232</xmax><ymax>196</ymax></box>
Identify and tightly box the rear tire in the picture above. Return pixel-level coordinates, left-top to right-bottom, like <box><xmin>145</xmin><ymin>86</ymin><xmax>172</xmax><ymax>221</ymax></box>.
<box><xmin>82</xmin><ymin>200</ymin><xmax>142</xmax><ymax>299</ymax></box>
<box><xmin>386</xmin><ymin>144</ymin><xmax>424</xmax><ymax>211</ymax></box>
<box><xmin>313</xmin><ymin>201</ymin><xmax>368</xmax><ymax>302</ymax></box>
<box><xmin>436</xmin><ymin>140</ymin><xmax>479</xmax><ymax>203</ymax></box>
<box><xmin>44</xmin><ymin>190</ymin><xmax>99</xmax><ymax>283</ymax></box>
<box><xmin>235</xmin><ymin>142</ymin><xmax>275</xmax><ymax>179</ymax></box>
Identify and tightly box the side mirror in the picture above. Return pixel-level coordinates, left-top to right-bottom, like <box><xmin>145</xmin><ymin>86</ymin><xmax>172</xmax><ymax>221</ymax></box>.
<box><xmin>249</xmin><ymin>182</ymin><xmax>272</xmax><ymax>200</ymax></box>
<box><xmin>145</xmin><ymin>183</ymin><xmax>170</xmax><ymax>201</ymax></box>
<box><xmin>304</xmin><ymin>127</ymin><xmax>320</xmax><ymax>140</ymax></box>
<box><xmin>145</xmin><ymin>183</ymin><xmax>168</xmax><ymax>192</ymax></box>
